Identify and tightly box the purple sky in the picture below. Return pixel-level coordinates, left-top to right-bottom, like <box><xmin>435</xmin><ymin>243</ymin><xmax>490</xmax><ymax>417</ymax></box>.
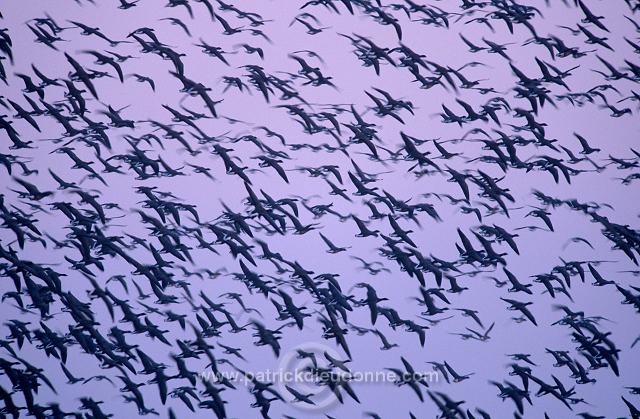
<box><xmin>1</xmin><ymin>0</ymin><xmax>639</xmax><ymax>418</ymax></box>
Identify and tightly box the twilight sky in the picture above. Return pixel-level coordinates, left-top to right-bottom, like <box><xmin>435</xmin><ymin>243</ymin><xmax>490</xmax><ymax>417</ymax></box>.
<box><xmin>0</xmin><ymin>0</ymin><xmax>639</xmax><ymax>418</ymax></box>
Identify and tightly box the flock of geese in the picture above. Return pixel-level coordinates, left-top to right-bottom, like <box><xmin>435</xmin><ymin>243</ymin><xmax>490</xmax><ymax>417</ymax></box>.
<box><xmin>0</xmin><ymin>0</ymin><xmax>640</xmax><ymax>418</ymax></box>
